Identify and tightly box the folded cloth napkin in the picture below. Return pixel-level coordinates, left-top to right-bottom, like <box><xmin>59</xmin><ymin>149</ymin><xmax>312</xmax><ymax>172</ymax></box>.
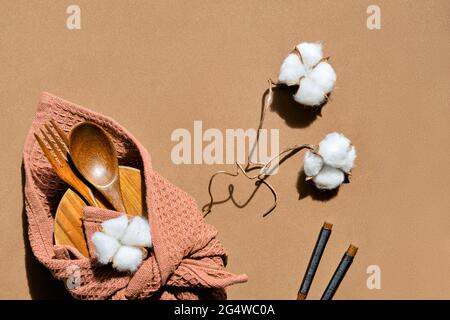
<box><xmin>23</xmin><ymin>92</ymin><xmax>248</xmax><ymax>300</ymax></box>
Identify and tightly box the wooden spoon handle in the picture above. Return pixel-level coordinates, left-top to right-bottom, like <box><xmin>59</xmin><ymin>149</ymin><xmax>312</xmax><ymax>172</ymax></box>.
<box><xmin>99</xmin><ymin>179</ymin><xmax>127</xmax><ymax>213</ymax></box>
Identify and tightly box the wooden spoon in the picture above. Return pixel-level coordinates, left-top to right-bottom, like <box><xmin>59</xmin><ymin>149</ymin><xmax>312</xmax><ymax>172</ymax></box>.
<box><xmin>69</xmin><ymin>122</ymin><xmax>127</xmax><ymax>213</ymax></box>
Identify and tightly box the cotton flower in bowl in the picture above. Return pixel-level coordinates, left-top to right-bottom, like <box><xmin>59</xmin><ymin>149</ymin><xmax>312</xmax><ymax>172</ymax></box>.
<box><xmin>303</xmin><ymin>132</ymin><xmax>356</xmax><ymax>190</ymax></box>
<box><xmin>92</xmin><ymin>215</ymin><xmax>152</xmax><ymax>273</ymax></box>
<box><xmin>278</xmin><ymin>42</ymin><xmax>336</xmax><ymax>106</ymax></box>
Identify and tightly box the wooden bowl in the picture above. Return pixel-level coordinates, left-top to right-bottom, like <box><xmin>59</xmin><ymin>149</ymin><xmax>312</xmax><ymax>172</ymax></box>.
<box><xmin>54</xmin><ymin>166</ymin><xmax>143</xmax><ymax>257</ymax></box>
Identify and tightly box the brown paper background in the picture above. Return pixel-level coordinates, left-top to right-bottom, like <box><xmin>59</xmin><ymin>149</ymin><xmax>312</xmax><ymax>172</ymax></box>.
<box><xmin>0</xmin><ymin>0</ymin><xmax>449</xmax><ymax>299</ymax></box>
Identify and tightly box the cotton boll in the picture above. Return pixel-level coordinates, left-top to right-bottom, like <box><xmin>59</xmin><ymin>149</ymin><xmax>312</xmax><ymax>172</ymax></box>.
<box><xmin>308</xmin><ymin>62</ymin><xmax>336</xmax><ymax>94</ymax></box>
<box><xmin>303</xmin><ymin>151</ymin><xmax>324</xmax><ymax>177</ymax></box>
<box><xmin>278</xmin><ymin>42</ymin><xmax>336</xmax><ymax>106</ymax></box>
<box><xmin>294</xmin><ymin>77</ymin><xmax>326</xmax><ymax>106</ymax></box>
<box><xmin>297</xmin><ymin>42</ymin><xmax>323</xmax><ymax>70</ymax></box>
<box><xmin>340</xmin><ymin>145</ymin><xmax>356</xmax><ymax>173</ymax></box>
<box><xmin>278</xmin><ymin>53</ymin><xmax>306</xmax><ymax>86</ymax></box>
<box><xmin>101</xmin><ymin>214</ymin><xmax>129</xmax><ymax>239</ymax></box>
<box><xmin>112</xmin><ymin>246</ymin><xmax>144</xmax><ymax>273</ymax></box>
<box><xmin>91</xmin><ymin>231</ymin><xmax>121</xmax><ymax>264</ymax></box>
<box><xmin>319</xmin><ymin>132</ymin><xmax>354</xmax><ymax>170</ymax></box>
<box><xmin>312</xmin><ymin>165</ymin><xmax>345</xmax><ymax>190</ymax></box>
<box><xmin>120</xmin><ymin>216</ymin><xmax>152</xmax><ymax>248</ymax></box>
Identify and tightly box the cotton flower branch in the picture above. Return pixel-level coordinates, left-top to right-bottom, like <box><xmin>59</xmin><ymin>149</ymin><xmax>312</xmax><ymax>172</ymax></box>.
<box><xmin>203</xmin><ymin>42</ymin><xmax>352</xmax><ymax>217</ymax></box>
<box><xmin>91</xmin><ymin>215</ymin><xmax>152</xmax><ymax>273</ymax></box>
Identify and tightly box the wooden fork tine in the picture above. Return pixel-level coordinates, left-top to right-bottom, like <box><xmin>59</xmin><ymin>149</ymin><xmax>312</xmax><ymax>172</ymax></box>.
<box><xmin>45</xmin><ymin>124</ymin><xmax>68</xmax><ymax>157</ymax></box>
<box><xmin>50</xmin><ymin>119</ymin><xmax>70</xmax><ymax>146</ymax></box>
<box><xmin>35</xmin><ymin>125</ymin><xmax>99</xmax><ymax>208</ymax></box>
<box><xmin>40</xmin><ymin>128</ymin><xmax>66</xmax><ymax>165</ymax></box>
<box><xmin>34</xmin><ymin>133</ymin><xmax>60</xmax><ymax>169</ymax></box>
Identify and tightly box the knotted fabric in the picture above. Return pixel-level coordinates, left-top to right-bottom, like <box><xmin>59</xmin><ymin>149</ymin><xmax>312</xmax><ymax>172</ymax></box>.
<box><xmin>22</xmin><ymin>92</ymin><xmax>248</xmax><ymax>300</ymax></box>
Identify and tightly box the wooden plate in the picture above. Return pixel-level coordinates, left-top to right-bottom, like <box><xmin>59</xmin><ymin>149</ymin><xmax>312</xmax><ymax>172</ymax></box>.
<box><xmin>54</xmin><ymin>166</ymin><xmax>143</xmax><ymax>257</ymax></box>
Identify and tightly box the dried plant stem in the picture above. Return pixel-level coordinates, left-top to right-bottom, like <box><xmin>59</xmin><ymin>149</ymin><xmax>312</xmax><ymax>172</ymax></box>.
<box><xmin>253</xmin><ymin>143</ymin><xmax>315</xmax><ymax>179</ymax></box>
<box><xmin>202</xmin><ymin>79</ymin><xmax>315</xmax><ymax>217</ymax></box>
<box><xmin>245</xmin><ymin>79</ymin><xmax>277</xmax><ymax>172</ymax></box>
<box><xmin>202</xmin><ymin>162</ymin><xmax>278</xmax><ymax>217</ymax></box>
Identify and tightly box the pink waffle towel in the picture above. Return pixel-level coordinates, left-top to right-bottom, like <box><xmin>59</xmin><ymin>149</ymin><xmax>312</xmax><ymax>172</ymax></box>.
<box><xmin>22</xmin><ymin>92</ymin><xmax>248</xmax><ymax>300</ymax></box>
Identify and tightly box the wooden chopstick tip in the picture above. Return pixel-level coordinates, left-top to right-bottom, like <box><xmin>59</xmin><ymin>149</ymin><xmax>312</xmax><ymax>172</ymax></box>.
<box><xmin>323</xmin><ymin>221</ymin><xmax>333</xmax><ymax>230</ymax></box>
<box><xmin>297</xmin><ymin>292</ymin><xmax>307</xmax><ymax>300</ymax></box>
<box><xmin>346</xmin><ymin>244</ymin><xmax>358</xmax><ymax>257</ymax></box>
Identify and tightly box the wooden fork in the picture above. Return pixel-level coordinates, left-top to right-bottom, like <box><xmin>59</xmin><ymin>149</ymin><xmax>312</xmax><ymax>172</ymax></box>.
<box><xmin>34</xmin><ymin>120</ymin><xmax>98</xmax><ymax>207</ymax></box>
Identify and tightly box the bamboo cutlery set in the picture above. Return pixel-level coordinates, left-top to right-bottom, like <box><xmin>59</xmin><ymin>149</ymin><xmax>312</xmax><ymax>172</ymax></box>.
<box><xmin>34</xmin><ymin>120</ymin><xmax>143</xmax><ymax>257</ymax></box>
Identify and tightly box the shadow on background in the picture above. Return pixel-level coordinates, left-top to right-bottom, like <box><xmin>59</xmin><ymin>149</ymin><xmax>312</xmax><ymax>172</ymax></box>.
<box><xmin>21</xmin><ymin>163</ymin><xmax>73</xmax><ymax>300</ymax></box>
<box><xmin>296</xmin><ymin>170</ymin><xmax>339</xmax><ymax>201</ymax></box>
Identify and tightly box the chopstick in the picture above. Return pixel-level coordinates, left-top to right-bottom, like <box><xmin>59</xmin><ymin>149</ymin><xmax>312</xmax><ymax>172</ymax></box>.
<box><xmin>321</xmin><ymin>244</ymin><xmax>358</xmax><ymax>300</ymax></box>
<box><xmin>297</xmin><ymin>222</ymin><xmax>333</xmax><ymax>300</ymax></box>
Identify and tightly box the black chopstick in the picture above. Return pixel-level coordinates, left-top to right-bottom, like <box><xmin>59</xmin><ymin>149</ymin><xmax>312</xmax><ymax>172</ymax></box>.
<box><xmin>321</xmin><ymin>244</ymin><xmax>358</xmax><ymax>300</ymax></box>
<box><xmin>297</xmin><ymin>222</ymin><xmax>333</xmax><ymax>300</ymax></box>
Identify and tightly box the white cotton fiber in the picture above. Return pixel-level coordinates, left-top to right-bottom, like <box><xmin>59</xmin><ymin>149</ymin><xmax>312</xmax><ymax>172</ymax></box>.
<box><xmin>120</xmin><ymin>216</ymin><xmax>152</xmax><ymax>248</ymax></box>
<box><xmin>340</xmin><ymin>145</ymin><xmax>356</xmax><ymax>173</ymax></box>
<box><xmin>308</xmin><ymin>62</ymin><xmax>336</xmax><ymax>94</ymax></box>
<box><xmin>101</xmin><ymin>214</ymin><xmax>129</xmax><ymax>239</ymax></box>
<box><xmin>297</xmin><ymin>42</ymin><xmax>323</xmax><ymax>69</ymax></box>
<box><xmin>294</xmin><ymin>77</ymin><xmax>326</xmax><ymax>106</ymax></box>
<box><xmin>304</xmin><ymin>132</ymin><xmax>356</xmax><ymax>190</ymax></box>
<box><xmin>278</xmin><ymin>41</ymin><xmax>336</xmax><ymax>107</ymax></box>
<box><xmin>91</xmin><ymin>214</ymin><xmax>152</xmax><ymax>273</ymax></box>
<box><xmin>278</xmin><ymin>53</ymin><xmax>306</xmax><ymax>86</ymax></box>
<box><xmin>112</xmin><ymin>246</ymin><xmax>144</xmax><ymax>273</ymax></box>
<box><xmin>303</xmin><ymin>151</ymin><xmax>324</xmax><ymax>177</ymax></box>
<box><xmin>312</xmin><ymin>165</ymin><xmax>345</xmax><ymax>190</ymax></box>
<box><xmin>91</xmin><ymin>231</ymin><xmax>121</xmax><ymax>264</ymax></box>
<box><xmin>319</xmin><ymin>132</ymin><xmax>355</xmax><ymax>172</ymax></box>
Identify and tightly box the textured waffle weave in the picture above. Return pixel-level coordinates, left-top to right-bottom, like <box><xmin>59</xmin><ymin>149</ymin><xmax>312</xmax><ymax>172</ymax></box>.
<box><xmin>22</xmin><ymin>92</ymin><xmax>248</xmax><ymax>300</ymax></box>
